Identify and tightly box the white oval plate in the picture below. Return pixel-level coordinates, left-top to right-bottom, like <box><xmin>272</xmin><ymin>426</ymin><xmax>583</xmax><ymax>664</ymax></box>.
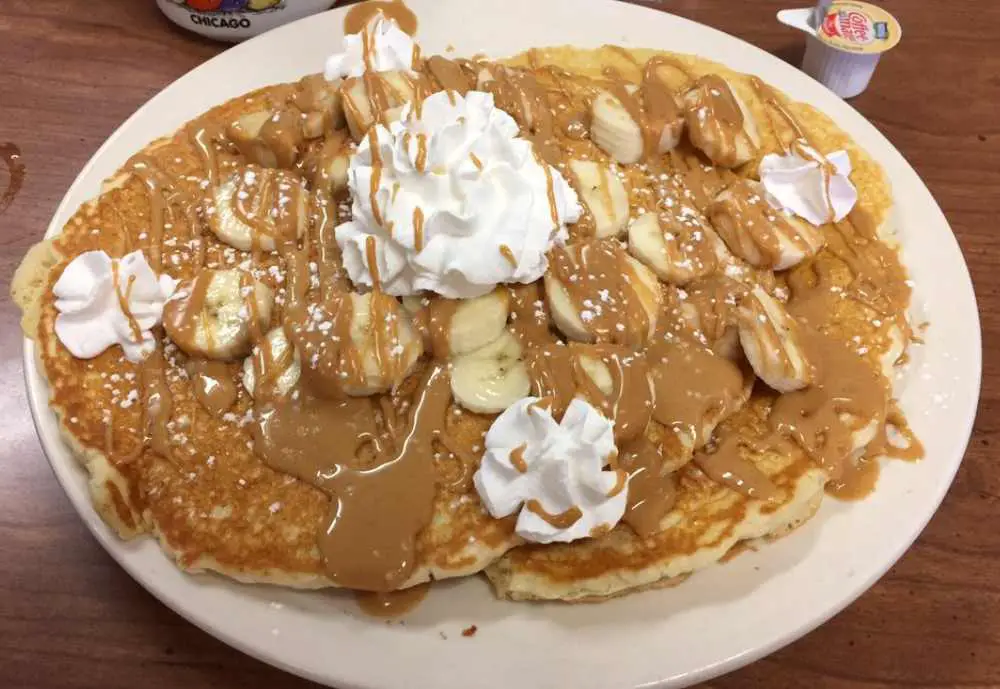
<box><xmin>24</xmin><ymin>1</ymin><xmax>981</xmax><ymax>687</ymax></box>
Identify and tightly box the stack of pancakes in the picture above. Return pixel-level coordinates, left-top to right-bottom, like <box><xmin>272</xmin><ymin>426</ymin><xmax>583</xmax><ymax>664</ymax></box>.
<box><xmin>12</xmin><ymin>44</ymin><xmax>916</xmax><ymax>604</ymax></box>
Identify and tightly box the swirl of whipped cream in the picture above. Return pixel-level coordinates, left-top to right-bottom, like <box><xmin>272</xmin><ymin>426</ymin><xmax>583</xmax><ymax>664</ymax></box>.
<box><xmin>336</xmin><ymin>90</ymin><xmax>581</xmax><ymax>299</ymax></box>
<box><xmin>474</xmin><ymin>397</ymin><xmax>627</xmax><ymax>544</ymax></box>
<box><xmin>759</xmin><ymin>143</ymin><xmax>858</xmax><ymax>226</ymax></box>
<box><xmin>324</xmin><ymin>16</ymin><xmax>416</xmax><ymax>80</ymax></box>
<box><xmin>53</xmin><ymin>250</ymin><xmax>177</xmax><ymax>362</ymax></box>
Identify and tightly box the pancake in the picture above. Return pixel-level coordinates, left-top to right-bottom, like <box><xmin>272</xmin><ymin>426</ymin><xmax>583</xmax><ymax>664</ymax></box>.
<box><xmin>14</xmin><ymin>86</ymin><xmax>519</xmax><ymax>589</ymax></box>
<box><xmin>13</xmin><ymin>36</ymin><xmax>918</xmax><ymax>604</ymax></box>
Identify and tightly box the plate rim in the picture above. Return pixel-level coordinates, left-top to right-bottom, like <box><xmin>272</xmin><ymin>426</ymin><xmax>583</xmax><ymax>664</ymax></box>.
<box><xmin>22</xmin><ymin>1</ymin><xmax>982</xmax><ymax>688</ymax></box>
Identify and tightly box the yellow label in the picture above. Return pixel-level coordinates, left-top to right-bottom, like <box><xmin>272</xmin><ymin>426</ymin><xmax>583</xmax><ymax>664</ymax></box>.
<box><xmin>817</xmin><ymin>1</ymin><xmax>902</xmax><ymax>54</ymax></box>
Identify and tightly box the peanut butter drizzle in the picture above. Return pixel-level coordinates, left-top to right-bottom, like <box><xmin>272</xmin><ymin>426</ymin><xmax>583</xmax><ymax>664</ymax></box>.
<box><xmin>619</xmin><ymin>436</ymin><xmax>675</xmax><ymax>536</ymax></box>
<box><xmin>140</xmin><ymin>346</ymin><xmax>174</xmax><ymax>460</ymax></box>
<box><xmin>414</xmin><ymin>133</ymin><xmax>429</xmax><ymax>172</ymax></box>
<box><xmin>187</xmin><ymin>123</ymin><xmax>222</xmax><ymax>189</ymax></box>
<box><xmin>825</xmin><ymin>456</ymin><xmax>879</xmax><ymax>501</ymax></box>
<box><xmin>707</xmin><ymin>179</ymin><xmax>812</xmax><ymax>268</ymax></box>
<box><xmin>270</xmin><ymin>366</ymin><xmax>449</xmax><ymax>590</ymax></box>
<box><xmin>111</xmin><ymin>262</ymin><xmax>142</xmax><ymax>343</ymax></box>
<box><xmin>523</xmin><ymin>344</ymin><xmax>651</xmax><ymax>444</ymax></box>
<box><xmin>498</xmin><ymin>244</ymin><xmax>518</xmax><ymax>268</ymax></box>
<box><xmin>684</xmin><ymin>75</ymin><xmax>745</xmax><ymax>168</ymax></box>
<box><xmin>258</xmin><ymin>110</ymin><xmax>304</xmax><ymax>170</ymax></box>
<box><xmin>367</xmin><ymin>128</ymin><xmax>385</xmax><ymax>226</ymax></box>
<box><xmin>646</xmin><ymin>342</ymin><xmax>746</xmax><ymax>442</ymax></box>
<box><xmin>343</xmin><ymin>0</ymin><xmax>417</xmax><ymax>36</ymax></box>
<box><xmin>602</xmin><ymin>64</ymin><xmax>681</xmax><ymax>161</ymax></box>
<box><xmin>355</xmin><ymin>582</ymin><xmax>430</xmax><ymax>618</ymax></box>
<box><xmin>641</xmin><ymin>57</ymin><xmax>683</xmax><ymax>144</ymax></box>
<box><xmin>864</xmin><ymin>403</ymin><xmax>924</xmax><ymax>462</ymax></box>
<box><xmin>232</xmin><ymin>167</ymin><xmax>305</xmax><ymax>247</ymax></box>
<box><xmin>770</xmin><ymin>331</ymin><xmax>888</xmax><ymax>480</ymax></box>
<box><xmin>423</xmin><ymin>55</ymin><xmax>473</xmax><ymax>94</ymax></box>
<box><xmin>162</xmin><ymin>272</ymin><xmax>212</xmax><ymax>357</ymax></box>
<box><xmin>427</xmin><ymin>297</ymin><xmax>458</xmax><ymax>359</ymax></box>
<box><xmin>186</xmin><ymin>359</ymin><xmax>237</xmax><ymax>416</ymax></box>
<box><xmin>526</xmin><ymin>499</ymin><xmax>583</xmax><ymax>529</ymax></box>
<box><xmin>129</xmin><ymin>155</ymin><xmax>184</xmax><ymax>272</ymax></box>
<box><xmin>510</xmin><ymin>442</ymin><xmax>529</xmax><ymax>473</ymax></box>
<box><xmin>508</xmin><ymin>282</ymin><xmax>554</xmax><ymax>345</ymax></box>
<box><xmin>694</xmin><ymin>435</ymin><xmax>779</xmax><ymax>501</ymax></box>
<box><xmin>549</xmin><ymin>240</ymin><xmax>650</xmax><ymax>346</ymax></box>
<box><xmin>412</xmin><ymin>206</ymin><xmax>425</xmax><ymax>251</ymax></box>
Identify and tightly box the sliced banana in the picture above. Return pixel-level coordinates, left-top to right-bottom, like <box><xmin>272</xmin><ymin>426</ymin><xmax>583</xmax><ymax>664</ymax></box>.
<box><xmin>626</xmin><ymin>211</ymin><xmax>720</xmax><ymax>285</ymax></box>
<box><xmin>591</xmin><ymin>89</ymin><xmax>643</xmax><ymax>164</ymax></box>
<box><xmin>440</xmin><ymin>289</ymin><xmax>510</xmax><ymax>358</ymax></box>
<box><xmin>737</xmin><ymin>286</ymin><xmax>813</xmax><ymax>393</ymax></box>
<box><xmin>345</xmin><ymin>292</ymin><xmax>424</xmax><ymax>396</ymax></box>
<box><xmin>450</xmin><ymin>330</ymin><xmax>531</xmax><ymax>414</ymax></box>
<box><xmin>341</xmin><ymin>71</ymin><xmax>417</xmax><ymax>141</ymax></box>
<box><xmin>293</xmin><ymin>74</ymin><xmax>346</xmax><ymax>139</ymax></box>
<box><xmin>228</xmin><ymin>109</ymin><xmax>303</xmax><ymax>169</ymax></box>
<box><xmin>646</xmin><ymin>58</ymin><xmax>695</xmax><ymax>95</ymax></box>
<box><xmin>545</xmin><ymin>247</ymin><xmax>662</xmax><ymax>345</ymax></box>
<box><xmin>682</xmin><ymin>75</ymin><xmax>760</xmax><ymax>168</ymax></box>
<box><xmin>576</xmin><ymin>353</ymin><xmax>614</xmax><ymax>396</ymax></box>
<box><xmin>243</xmin><ymin>326</ymin><xmax>300</xmax><ymax>399</ymax></box>
<box><xmin>707</xmin><ymin>179</ymin><xmax>826</xmax><ymax>271</ymax></box>
<box><xmin>568</xmin><ymin>159</ymin><xmax>630</xmax><ymax>238</ymax></box>
<box><xmin>209</xmin><ymin>166</ymin><xmax>308</xmax><ymax>253</ymax></box>
<box><xmin>163</xmin><ymin>269</ymin><xmax>273</xmax><ymax>361</ymax></box>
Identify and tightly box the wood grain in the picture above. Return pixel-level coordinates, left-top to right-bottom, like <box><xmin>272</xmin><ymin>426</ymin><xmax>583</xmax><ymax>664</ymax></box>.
<box><xmin>0</xmin><ymin>1</ymin><xmax>996</xmax><ymax>687</ymax></box>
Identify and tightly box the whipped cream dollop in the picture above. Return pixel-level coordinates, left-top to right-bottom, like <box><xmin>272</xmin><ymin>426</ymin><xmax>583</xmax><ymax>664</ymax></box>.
<box><xmin>53</xmin><ymin>250</ymin><xmax>177</xmax><ymax>362</ymax></box>
<box><xmin>474</xmin><ymin>397</ymin><xmax>627</xmax><ymax>544</ymax></box>
<box><xmin>336</xmin><ymin>90</ymin><xmax>581</xmax><ymax>299</ymax></box>
<box><xmin>324</xmin><ymin>16</ymin><xmax>416</xmax><ymax>79</ymax></box>
<box><xmin>759</xmin><ymin>145</ymin><xmax>858</xmax><ymax>226</ymax></box>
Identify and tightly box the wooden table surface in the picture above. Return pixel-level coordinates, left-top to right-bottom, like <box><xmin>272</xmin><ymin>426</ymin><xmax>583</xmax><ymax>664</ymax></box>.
<box><xmin>1</xmin><ymin>1</ymin><xmax>996</xmax><ymax>687</ymax></box>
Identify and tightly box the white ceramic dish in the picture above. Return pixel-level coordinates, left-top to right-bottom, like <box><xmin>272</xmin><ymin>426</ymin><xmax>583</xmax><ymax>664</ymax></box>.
<box><xmin>24</xmin><ymin>1</ymin><xmax>981</xmax><ymax>687</ymax></box>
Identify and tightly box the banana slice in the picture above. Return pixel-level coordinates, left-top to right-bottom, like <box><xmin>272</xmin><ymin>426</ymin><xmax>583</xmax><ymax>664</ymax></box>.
<box><xmin>228</xmin><ymin>109</ymin><xmax>303</xmax><ymax>169</ymax></box>
<box><xmin>576</xmin><ymin>353</ymin><xmax>614</xmax><ymax>396</ymax></box>
<box><xmin>209</xmin><ymin>166</ymin><xmax>308</xmax><ymax>253</ymax></box>
<box><xmin>626</xmin><ymin>211</ymin><xmax>720</xmax><ymax>285</ymax></box>
<box><xmin>163</xmin><ymin>269</ymin><xmax>273</xmax><ymax>361</ymax></box>
<box><xmin>707</xmin><ymin>179</ymin><xmax>826</xmax><ymax>270</ymax></box>
<box><xmin>344</xmin><ymin>292</ymin><xmax>424</xmax><ymax>396</ymax></box>
<box><xmin>450</xmin><ymin>330</ymin><xmax>531</xmax><ymax>414</ymax></box>
<box><xmin>243</xmin><ymin>326</ymin><xmax>300</xmax><ymax>399</ymax></box>
<box><xmin>682</xmin><ymin>75</ymin><xmax>760</xmax><ymax>168</ymax></box>
<box><xmin>591</xmin><ymin>82</ymin><xmax>686</xmax><ymax>164</ymax></box>
<box><xmin>737</xmin><ymin>286</ymin><xmax>813</xmax><ymax>393</ymax></box>
<box><xmin>568</xmin><ymin>159</ymin><xmax>630</xmax><ymax>239</ymax></box>
<box><xmin>293</xmin><ymin>74</ymin><xmax>346</xmax><ymax>140</ymax></box>
<box><xmin>545</xmin><ymin>243</ymin><xmax>662</xmax><ymax>345</ymax></box>
<box><xmin>591</xmin><ymin>89</ymin><xmax>644</xmax><ymax>164</ymax></box>
<box><xmin>437</xmin><ymin>289</ymin><xmax>511</xmax><ymax>358</ymax></box>
<box><xmin>341</xmin><ymin>71</ymin><xmax>417</xmax><ymax>141</ymax></box>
